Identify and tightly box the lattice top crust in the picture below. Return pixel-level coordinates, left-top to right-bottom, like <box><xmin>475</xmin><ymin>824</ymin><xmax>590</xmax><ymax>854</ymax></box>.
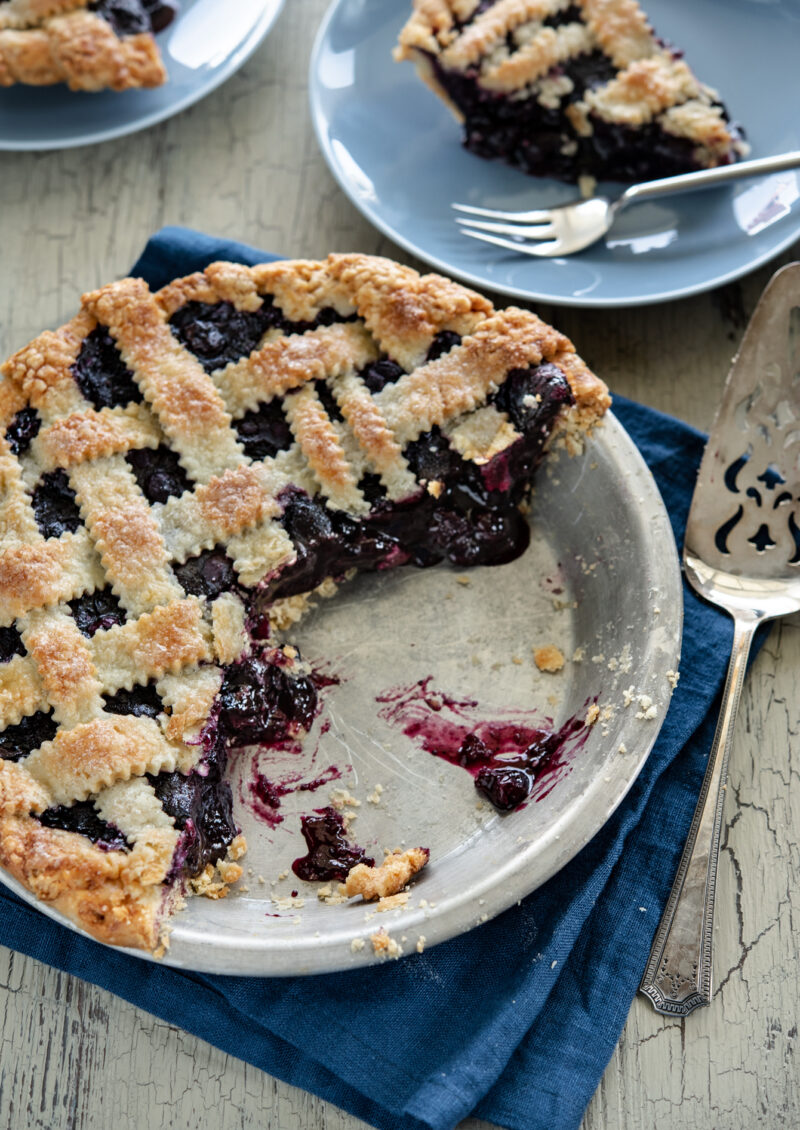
<box><xmin>0</xmin><ymin>0</ymin><xmax>168</xmax><ymax>90</ymax></box>
<box><xmin>396</xmin><ymin>0</ymin><xmax>746</xmax><ymax>163</ymax></box>
<box><xmin>0</xmin><ymin>253</ymin><xmax>608</xmax><ymax>949</ymax></box>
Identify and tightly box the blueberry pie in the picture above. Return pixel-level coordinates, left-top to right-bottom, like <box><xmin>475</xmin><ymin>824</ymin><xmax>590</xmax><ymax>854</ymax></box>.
<box><xmin>0</xmin><ymin>253</ymin><xmax>609</xmax><ymax>949</ymax></box>
<box><xmin>0</xmin><ymin>0</ymin><xmax>176</xmax><ymax>91</ymax></box>
<box><xmin>395</xmin><ymin>0</ymin><xmax>748</xmax><ymax>184</ymax></box>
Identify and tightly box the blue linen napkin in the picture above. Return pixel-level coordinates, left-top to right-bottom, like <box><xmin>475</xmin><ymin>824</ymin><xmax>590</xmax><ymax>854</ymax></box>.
<box><xmin>0</xmin><ymin>227</ymin><xmax>757</xmax><ymax>1130</ymax></box>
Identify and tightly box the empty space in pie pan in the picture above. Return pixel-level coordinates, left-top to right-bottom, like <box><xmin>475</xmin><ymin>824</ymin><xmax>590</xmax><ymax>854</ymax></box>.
<box><xmin>2</xmin><ymin>414</ymin><xmax>682</xmax><ymax>974</ymax></box>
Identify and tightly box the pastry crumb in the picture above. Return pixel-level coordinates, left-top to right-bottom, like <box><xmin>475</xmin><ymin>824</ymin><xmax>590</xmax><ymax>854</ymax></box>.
<box><xmin>272</xmin><ymin>895</ymin><xmax>305</xmax><ymax>911</ymax></box>
<box><xmin>345</xmin><ymin>847</ymin><xmax>430</xmax><ymax>901</ymax></box>
<box><xmin>367</xmin><ymin>784</ymin><xmax>384</xmax><ymax>805</ymax></box>
<box><xmin>330</xmin><ymin>788</ymin><xmax>361</xmax><ymax>810</ymax></box>
<box><xmin>376</xmin><ymin>892</ymin><xmax>410</xmax><ymax>913</ymax></box>
<box><xmin>416</xmin><ymin>935</ymin><xmax>427</xmax><ymax>954</ymax></box>
<box><xmin>666</xmin><ymin>669</ymin><xmax>680</xmax><ymax>689</ymax></box>
<box><xmin>370</xmin><ymin>929</ymin><xmax>403</xmax><ymax>959</ymax></box>
<box><xmin>455</xmin><ymin>575</ymin><xmax>471</xmax><ymax>585</ymax></box>
<box><xmin>572</xmin><ymin>646</ymin><xmax>585</xmax><ymax>662</ymax></box>
<box><xmin>351</xmin><ymin>937</ymin><xmax>366</xmax><ymax>953</ymax></box>
<box><xmin>585</xmin><ymin>703</ymin><xmax>600</xmax><ymax>725</ymax></box>
<box><xmin>533</xmin><ymin>645</ymin><xmax>565</xmax><ymax>673</ymax></box>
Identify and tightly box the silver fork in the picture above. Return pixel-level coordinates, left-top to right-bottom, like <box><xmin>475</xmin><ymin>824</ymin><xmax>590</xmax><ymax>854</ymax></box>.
<box><xmin>454</xmin><ymin>152</ymin><xmax>800</xmax><ymax>257</ymax></box>
<box><xmin>639</xmin><ymin>261</ymin><xmax>800</xmax><ymax>1016</ymax></box>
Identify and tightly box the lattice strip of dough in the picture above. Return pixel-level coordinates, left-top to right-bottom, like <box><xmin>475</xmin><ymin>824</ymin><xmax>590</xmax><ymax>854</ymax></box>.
<box><xmin>94</xmin><ymin>778</ymin><xmax>177</xmax><ymax>859</ymax></box>
<box><xmin>157</xmin><ymin>665</ymin><xmax>222</xmax><ymax>745</ymax></box>
<box><xmin>82</xmin><ymin>279</ymin><xmax>245</xmax><ymax>483</ymax></box>
<box><xmin>226</xmin><ymin>518</ymin><xmax>296</xmax><ymax>590</ymax></box>
<box><xmin>283</xmin><ymin>385</ymin><xmax>366</xmax><ymax>514</ymax></box>
<box><xmin>327</xmin><ymin>255</ymin><xmax>491</xmax><ymax>371</ymax></box>
<box><xmin>0</xmin><ymin>0</ymin><xmax>88</xmax><ymax>31</ymax></box>
<box><xmin>69</xmin><ymin>455</ymin><xmax>182</xmax><ymax>616</ymax></box>
<box><xmin>34</xmin><ymin>404</ymin><xmax>162</xmax><ymax>473</ymax></box>
<box><xmin>0</xmin><ymin>529</ymin><xmax>105</xmax><ymax>626</ymax></box>
<box><xmin>378</xmin><ymin>308</ymin><xmax>569</xmax><ymax>446</ymax></box>
<box><xmin>444</xmin><ymin>406</ymin><xmax>521</xmax><ymax>464</ymax></box>
<box><xmin>155</xmin><ymin>464</ymin><xmax>279</xmax><ymax>566</ymax></box>
<box><xmin>482</xmin><ymin>23</ymin><xmax>595</xmax><ymax>92</ymax></box>
<box><xmin>441</xmin><ymin>0</ymin><xmax>563</xmax><ymax>70</ymax></box>
<box><xmin>328</xmin><ymin>372</ymin><xmax>417</xmax><ymax>501</ymax></box>
<box><xmin>22</xmin><ymin>715</ymin><xmax>182</xmax><ymax>806</ymax></box>
<box><xmin>0</xmin><ymin>439</ymin><xmax>40</xmax><ymax>548</ymax></box>
<box><xmin>577</xmin><ymin>0</ymin><xmax>655</xmax><ymax>68</ymax></box>
<box><xmin>582</xmin><ymin>56</ymin><xmax>701</xmax><ymax>127</ymax></box>
<box><xmin>210</xmin><ymin>592</ymin><xmax>248</xmax><ymax>666</ymax></box>
<box><xmin>213</xmin><ymin>323</ymin><xmax>378</xmax><ymax>419</ymax></box>
<box><xmin>0</xmin><ymin>655</ymin><xmax>46</xmax><ymax>728</ymax></box>
<box><xmin>90</xmin><ymin>598</ymin><xmax>212</xmax><ymax>696</ymax></box>
<box><xmin>20</xmin><ymin>606</ymin><xmax>104</xmax><ymax>728</ymax></box>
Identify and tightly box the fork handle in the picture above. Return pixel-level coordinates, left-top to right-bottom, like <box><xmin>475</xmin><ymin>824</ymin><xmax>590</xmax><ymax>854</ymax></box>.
<box><xmin>618</xmin><ymin>151</ymin><xmax>800</xmax><ymax>212</ymax></box>
<box><xmin>639</xmin><ymin>612</ymin><xmax>760</xmax><ymax>1016</ymax></box>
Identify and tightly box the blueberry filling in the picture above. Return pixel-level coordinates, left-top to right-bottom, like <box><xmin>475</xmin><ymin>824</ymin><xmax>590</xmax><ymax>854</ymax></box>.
<box><xmin>425</xmin><ymin>330</ymin><xmax>462</xmax><ymax>362</ymax></box>
<box><xmin>359</xmin><ymin>358</ymin><xmax>405</xmax><ymax>395</ymax></box>
<box><xmin>429</xmin><ymin>46</ymin><xmax>742</xmax><ymax>183</ymax></box>
<box><xmin>89</xmin><ymin>0</ymin><xmax>178</xmax><ymax>37</ymax></box>
<box><xmin>314</xmin><ymin>380</ymin><xmax>343</xmax><ymax>422</ymax></box>
<box><xmin>5</xmin><ymin>407</ymin><xmax>41</xmax><ymax>456</ymax></box>
<box><xmin>173</xmin><ymin>546</ymin><xmax>239</xmax><ymax>600</ymax></box>
<box><xmin>150</xmin><ymin>746</ymin><xmax>236</xmax><ymax>877</ymax></box>
<box><xmin>127</xmin><ymin>445</ymin><xmax>191</xmax><ymax>504</ymax></box>
<box><xmin>0</xmin><ymin>712</ymin><xmax>58</xmax><ymax>761</ymax></box>
<box><xmin>235</xmin><ymin>400</ymin><xmax>294</xmax><ymax>460</ymax></box>
<box><xmin>169</xmin><ymin>299</ymin><xmax>349</xmax><ymax>374</ymax></box>
<box><xmin>103</xmin><ymin>683</ymin><xmax>163</xmax><ymax>719</ymax></box>
<box><xmin>72</xmin><ymin>326</ymin><xmax>142</xmax><ymax>410</ymax></box>
<box><xmin>31</xmin><ymin>470</ymin><xmax>82</xmax><ymax>539</ymax></box>
<box><xmin>0</xmin><ymin>625</ymin><xmax>24</xmax><ymax>663</ymax></box>
<box><xmin>69</xmin><ymin>588</ymin><xmax>126</xmax><ymax>637</ymax></box>
<box><xmin>216</xmin><ymin>649</ymin><xmax>319</xmax><ymax>748</ymax></box>
<box><xmin>292</xmin><ymin>806</ymin><xmax>374</xmax><ymax>882</ymax></box>
<box><xmin>38</xmin><ymin>802</ymin><xmax>129</xmax><ymax>852</ymax></box>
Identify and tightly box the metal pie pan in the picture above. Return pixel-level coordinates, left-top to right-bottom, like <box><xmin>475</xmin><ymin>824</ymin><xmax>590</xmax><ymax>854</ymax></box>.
<box><xmin>1</xmin><ymin>413</ymin><xmax>682</xmax><ymax>974</ymax></box>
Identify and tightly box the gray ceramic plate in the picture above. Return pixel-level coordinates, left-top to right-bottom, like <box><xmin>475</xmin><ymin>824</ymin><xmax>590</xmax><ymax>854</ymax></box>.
<box><xmin>0</xmin><ymin>0</ymin><xmax>285</xmax><ymax>151</ymax></box>
<box><xmin>309</xmin><ymin>0</ymin><xmax>800</xmax><ymax>308</ymax></box>
<box><xmin>0</xmin><ymin>414</ymin><xmax>682</xmax><ymax>974</ymax></box>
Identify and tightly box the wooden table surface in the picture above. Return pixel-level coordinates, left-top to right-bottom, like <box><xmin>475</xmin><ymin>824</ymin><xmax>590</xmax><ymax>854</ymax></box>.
<box><xmin>1</xmin><ymin>3</ymin><xmax>799</xmax><ymax>1128</ymax></box>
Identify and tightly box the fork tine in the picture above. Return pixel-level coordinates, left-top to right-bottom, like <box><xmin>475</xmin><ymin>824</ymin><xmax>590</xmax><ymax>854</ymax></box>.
<box><xmin>461</xmin><ymin>228</ymin><xmax>564</xmax><ymax>258</ymax></box>
<box><xmin>452</xmin><ymin>201</ymin><xmax>553</xmax><ymax>223</ymax></box>
<box><xmin>455</xmin><ymin>216</ymin><xmax>556</xmax><ymax>240</ymax></box>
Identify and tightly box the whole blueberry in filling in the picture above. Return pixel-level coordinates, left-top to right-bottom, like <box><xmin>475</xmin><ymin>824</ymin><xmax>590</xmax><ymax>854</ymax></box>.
<box><xmin>359</xmin><ymin>358</ymin><xmax>405</xmax><ymax>395</ymax></box>
<box><xmin>235</xmin><ymin>400</ymin><xmax>294</xmax><ymax>461</ymax></box>
<box><xmin>103</xmin><ymin>683</ymin><xmax>163</xmax><ymax>719</ymax></box>
<box><xmin>0</xmin><ymin>711</ymin><xmax>58</xmax><ymax>761</ymax></box>
<box><xmin>425</xmin><ymin>330</ymin><xmax>462</xmax><ymax>362</ymax></box>
<box><xmin>0</xmin><ymin>625</ymin><xmax>24</xmax><ymax>663</ymax></box>
<box><xmin>5</xmin><ymin>407</ymin><xmax>40</xmax><ymax>456</ymax></box>
<box><xmin>31</xmin><ymin>470</ymin><xmax>82</xmax><ymax>539</ymax></box>
<box><xmin>169</xmin><ymin>300</ymin><xmax>279</xmax><ymax>373</ymax></box>
<box><xmin>70</xmin><ymin>588</ymin><xmax>126</xmax><ymax>637</ymax></box>
<box><xmin>127</xmin><ymin>445</ymin><xmax>191</xmax><ymax>504</ymax></box>
<box><xmin>72</xmin><ymin>326</ymin><xmax>142</xmax><ymax>409</ymax></box>
<box><xmin>38</xmin><ymin>802</ymin><xmax>129</xmax><ymax>852</ymax></box>
<box><xmin>89</xmin><ymin>0</ymin><xmax>178</xmax><ymax>36</ymax></box>
<box><xmin>174</xmin><ymin>546</ymin><xmax>238</xmax><ymax>600</ymax></box>
<box><xmin>474</xmin><ymin>766</ymin><xmax>532</xmax><ymax>811</ymax></box>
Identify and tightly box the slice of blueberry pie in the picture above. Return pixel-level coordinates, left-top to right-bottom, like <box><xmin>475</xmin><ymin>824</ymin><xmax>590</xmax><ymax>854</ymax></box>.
<box><xmin>395</xmin><ymin>0</ymin><xmax>748</xmax><ymax>184</ymax></box>
<box><xmin>0</xmin><ymin>253</ymin><xmax>609</xmax><ymax>949</ymax></box>
<box><xmin>0</xmin><ymin>0</ymin><xmax>176</xmax><ymax>91</ymax></box>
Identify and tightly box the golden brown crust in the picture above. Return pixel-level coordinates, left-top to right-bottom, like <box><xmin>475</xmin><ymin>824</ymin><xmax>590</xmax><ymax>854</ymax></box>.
<box><xmin>0</xmin><ymin>10</ymin><xmax>166</xmax><ymax>91</ymax></box>
<box><xmin>0</xmin><ymin>252</ymin><xmax>608</xmax><ymax>953</ymax></box>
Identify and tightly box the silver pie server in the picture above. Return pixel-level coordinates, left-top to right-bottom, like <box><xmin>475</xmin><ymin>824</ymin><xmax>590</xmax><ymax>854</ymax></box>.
<box><xmin>639</xmin><ymin>261</ymin><xmax>800</xmax><ymax>1017</ymax></box>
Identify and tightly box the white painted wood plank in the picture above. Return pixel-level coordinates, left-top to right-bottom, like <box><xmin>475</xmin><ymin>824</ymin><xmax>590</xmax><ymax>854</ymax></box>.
<box><xmin>0</xmin><ymin>1</ymin><xmax>798</xmax><ymax>1127</ymax></box>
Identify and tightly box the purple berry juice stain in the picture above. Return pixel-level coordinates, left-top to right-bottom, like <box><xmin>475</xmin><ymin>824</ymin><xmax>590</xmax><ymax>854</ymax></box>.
<box><xmin>377</xmin><ymin>676</ymin><xmax>593</xmax><ymax>811</ymax></box>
